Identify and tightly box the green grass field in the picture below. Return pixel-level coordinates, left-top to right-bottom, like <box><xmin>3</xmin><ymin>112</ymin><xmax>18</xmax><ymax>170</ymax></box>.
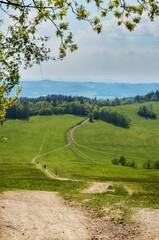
<box><xmin>0</xmin><ymin>115</ymin><xmax>87</xmax><ymax>194</ymax></box>
<box><xmin>1</xmin><ymin>103</ymin><xmax>159</xmax><ymax>211</ymax></box>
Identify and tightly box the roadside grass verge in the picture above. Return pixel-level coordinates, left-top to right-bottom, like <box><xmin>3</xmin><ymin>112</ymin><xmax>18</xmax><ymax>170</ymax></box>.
<box><xmin>0</xmin><ymin>163</ymin><xmax>87</xmax><ymax>197</ymax></box>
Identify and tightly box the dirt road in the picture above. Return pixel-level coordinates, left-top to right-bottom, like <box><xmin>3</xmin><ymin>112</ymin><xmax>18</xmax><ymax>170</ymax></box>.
<box><xmin>67</xmin><ymin>119</ymin><xmax>88</xmax><ymax>145</ymax></box>
<box><xmin>0</xmin><ymin>191</ymin><xmax>91</xmax><ymax>240</ymax></box>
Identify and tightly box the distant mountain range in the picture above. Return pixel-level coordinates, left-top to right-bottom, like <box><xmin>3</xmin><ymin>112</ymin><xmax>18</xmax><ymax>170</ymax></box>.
<box><xmin>12</xmin><ymin>80</ymin><xmax>159</xmax><ymax>99</ymax></box>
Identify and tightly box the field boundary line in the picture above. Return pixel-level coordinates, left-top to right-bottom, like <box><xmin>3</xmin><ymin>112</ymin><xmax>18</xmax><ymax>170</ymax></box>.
<box><xmin>71</xmin><ymin>145</ymin><xmax>92</xmax><ymax>160</ymax></box>
<box><xmin>75</xmin><ymin>143</ymin><xmax>147</xmax><ymax>161</ymax></box>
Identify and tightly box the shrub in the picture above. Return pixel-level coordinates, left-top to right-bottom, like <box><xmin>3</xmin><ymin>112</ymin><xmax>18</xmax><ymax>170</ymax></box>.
<box><xmin>138</xmin><ymin>105</ymin><xmax>157</xmax><ymax>119</ymax></box>
<box><xmin>112</xmin><ymin>156</ymin><xmax>137</xmax><ymax>168</ymax></box>
<box><xmin>153</xmin><ymin>160</ymin><xmax>159</xmax><ymax>169</ymax></box>
<box><xmin>119</xmin><ymin>155</ymin><xmax>127</xmax><ymax>166</ymax></box>
<box><xmin>112</xmin><ymin>158</ymin><xmax>119</xmax><ymax>165</ymax></box>
<box><xmin>126</xmin><ymin>160</ymin><xmax>137</xmax><ymax>169</ymax></box>
<box><xmin>143</xmin><ymin>159</ymin><xmax>153</xmax><ymax>169</ymax></box>
<box><xmin>88</xmin><ymin>112</ymin><xmax>94</xmax><ymax>122</ymax></box>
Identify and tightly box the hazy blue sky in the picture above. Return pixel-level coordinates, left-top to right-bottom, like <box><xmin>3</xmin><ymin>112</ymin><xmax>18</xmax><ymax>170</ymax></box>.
<box><xmin>20</xmin><ymin>8</ymin><xmax>159</xmax><ymax>83</ymax></box>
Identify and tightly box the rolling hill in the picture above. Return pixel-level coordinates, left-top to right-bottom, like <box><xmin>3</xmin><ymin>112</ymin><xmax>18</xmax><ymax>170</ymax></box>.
<box><xmin>1</xmin><ymin>102</ymin><xmax>159</xmax><ymax>210</ymax></box>
<box><xmin>11</xmin><ymin>80</ymin><xmax>159</xmax><ymax>99</ymax></box>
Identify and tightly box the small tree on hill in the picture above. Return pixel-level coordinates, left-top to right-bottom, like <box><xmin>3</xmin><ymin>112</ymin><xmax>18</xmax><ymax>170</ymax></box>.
<box><xmin>126</xmin><ymin>160</ymin><xmax>137</xmax><ymax>169</ymax></box>
<box><xmin>88</xmin><ymin>112</ymin><xmax>94</xmax><ymax>122</ymax></box>
<box><xmin>138</xmin><ymin>105</ymin><xmax>157</xmax><ymax>119</ymax></box>
<box><xmin>112</xmin><ymin>158</ymin><xmax>119</xmax><ymax>165</ymax></box>
<box><xmin>143</xmin><ymin>159</ymin><xmax>153</xmax><ymax>169</ymax></box>
<box><xmin>119</xmin><ymin>155</ymin><xmax>127</xmax><ymax>166</ymax></box>
<box><xmin>153</xmin><ymin>160</ymin><xmax>159</xmax><ymax>169</ymax></box>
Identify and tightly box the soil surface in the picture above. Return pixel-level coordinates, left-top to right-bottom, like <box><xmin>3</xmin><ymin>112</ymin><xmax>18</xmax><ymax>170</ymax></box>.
<box><xmin>1</xmin><ymin>190</ymin><xmax>159</xmax><ymax>240</ymax></box>
<box><xmin>133</xmin><ymin>208</ymin><xmax>159</xmax><ymax>240</ymax></box>
<box><xmin>82</xmin><ymin>182</ymin><xmax>112</xmax><ymax>194</ymax></box>
<box><xmin>67</xmin><ymin>119</ymin><xmax>88</xmax><ymax>145</ymax></box>
<box><xmin>0</xmin><ymin>191</ymin><xmax>91</xmax><ymax>240</ymax></box>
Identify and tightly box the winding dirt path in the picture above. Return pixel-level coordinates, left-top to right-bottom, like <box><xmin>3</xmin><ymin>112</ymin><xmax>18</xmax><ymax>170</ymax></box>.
<box><xmin>32</xmin><ymin>118</ymin><xmax>88</xmax><ymax>164</ymax></box>
<box><xmin>67</xmin><ymin>119</ymin><xmax>89</xmax><ymax>145</ymax></box>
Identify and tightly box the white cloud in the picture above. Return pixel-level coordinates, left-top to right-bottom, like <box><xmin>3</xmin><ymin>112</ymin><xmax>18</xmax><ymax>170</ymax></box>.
<box><xmin>20</xmin><ymin>43</ymin><xmax>159</xmax><ymax>82</ymax></box>
<box><xmin>18</xmin><ymin>9</ymin><xmax>159</xmax><ymax>83</ymax></box>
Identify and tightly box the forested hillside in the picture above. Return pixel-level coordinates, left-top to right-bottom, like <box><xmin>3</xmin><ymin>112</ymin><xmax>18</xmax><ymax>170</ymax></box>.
<box><xmin>6</xmin><ymin>90</ymin><xmax>159</xmax><ymax>128</ymax></box>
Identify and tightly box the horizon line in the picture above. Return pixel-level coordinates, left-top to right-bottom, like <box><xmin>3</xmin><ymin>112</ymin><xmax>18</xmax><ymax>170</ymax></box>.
<box><xmin>20</xmin><ymin>79</ymin><xmax>159</xmax><ymax>84</ymax></box>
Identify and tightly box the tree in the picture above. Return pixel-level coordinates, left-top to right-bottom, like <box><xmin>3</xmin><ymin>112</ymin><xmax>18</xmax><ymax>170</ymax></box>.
<box><xmin>93</xmin><ymin>109</ymin><xmax>100</xmax><ymax>120</ymax></box>
<box><xmin>0</xmin><ymin>84</ymin><xmax>20</xmax><ymax>141</ymax></box>
<box><xmin>137</xmin><ymin>104</ymin><xmax>157</xmax><ymax>119</ymax></box>
<box><xmin>1</xmin><ymin>0</ymin><xmax>159</xmax><ymax>126</ymax></box>
<box><xmin>119</xmin><ymin>155</ymin><xmax>127</xmax><ymax>166</ymax></box>
<box><xmin>143</xmin><ymin>159</ymin><xmax>153</xmax><ymax>169</ymax></box>
<box><xmin>153</xmin><ymin>160</ymin><xmax>159</xmax><ymax>169</ymax></box>
<box><xmin>112</xmin><ymin>158</ymin><xmax>119</xmax><ymax>165</ymax></box>
<box><xmin>99</xmin><ymin>108</ymin><xmax>131</xmax><ymax>128</ymax></box>
<box><xmin>126</xmin><ymin>160</ymin><xmax>137</xmax><ymax>168</ymax></box>
<box><xmin>88</xmin><ymin>112</ymin><xmax>94</xmax><ymax>122</ymax></box>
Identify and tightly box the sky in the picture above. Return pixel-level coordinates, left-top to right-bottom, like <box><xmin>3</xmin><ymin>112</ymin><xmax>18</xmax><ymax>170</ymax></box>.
<box><xmin>15</xmin><ymin>3</ymin><xmax>159</xmax><ymax>83</ymax></box>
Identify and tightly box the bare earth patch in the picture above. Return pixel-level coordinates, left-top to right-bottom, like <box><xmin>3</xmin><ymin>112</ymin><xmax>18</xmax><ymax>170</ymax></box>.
<box><xmin>0</xmin><ymin>191</ymin><xmax>91</xmax><ymax>240</ymax></box>
<box><xmin>1</xmin><ymin>190</ymin><xmax>159</xmax><ymax>240</ymax></box>
<box><xmin>133</xmin><ymin>208</ymin><xmax>159</xmax><ymax>240</ymax></box>
<box><xmin>82</xmin><ymin>182</ymin><xmax>112</xmax><ymax>194</ymax></box>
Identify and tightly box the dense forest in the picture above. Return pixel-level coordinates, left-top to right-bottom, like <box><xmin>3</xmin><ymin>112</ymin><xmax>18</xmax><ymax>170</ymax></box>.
<box><xmin>6</xmin><ymin>90</ymin><xmax>159</xmax><ymax>128</ymax></box>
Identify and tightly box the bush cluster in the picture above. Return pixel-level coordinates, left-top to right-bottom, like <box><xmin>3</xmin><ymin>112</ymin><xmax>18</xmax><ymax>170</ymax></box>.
<box><xmin>112</xmin><ymin>155</ymin><xmax>137</xmax><ymax>168</ymax></box>
<box><xmin>95</xmin><ymin>108</ymin><xmax>131</xmax><ymax>128</ymax></box>
<box><xmin>137</xmin><ymin>105</ymin><xmax>157</xmax><ymax>119</ymax></box>
<box><xmin>143</xmin><ymin>159</ymin><xmax>159</xmax><ymax>169</ymax></box>
<box><xmin>112</xmin><ymin>157</ymin><xmax>159</xmax><ymax>170</ymax></box>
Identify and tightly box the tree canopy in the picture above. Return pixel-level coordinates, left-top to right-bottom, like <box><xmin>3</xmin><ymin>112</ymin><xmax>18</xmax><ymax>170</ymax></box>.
<box><xmin>0</xmin><ymin>0</ymin><xmax>159</xmax><ymax>127</ymax></box>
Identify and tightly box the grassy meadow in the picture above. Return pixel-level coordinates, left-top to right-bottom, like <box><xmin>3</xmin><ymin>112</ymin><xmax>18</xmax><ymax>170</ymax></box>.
<box><xmin>0</xmin><ymin>115</ymin><xmax>87</xmax><ymax>193</ymax></box>
<box><xmin>1</xmin><ymin>102</ymin><xmax>159</xmax><ymax>212</ymax></box>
